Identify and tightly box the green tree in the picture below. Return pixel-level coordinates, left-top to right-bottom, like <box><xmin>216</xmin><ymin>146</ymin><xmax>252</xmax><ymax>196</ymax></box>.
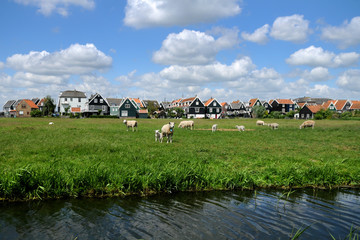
<box><xmin>252</xmin><ymin>105</ymin><xmax>266</xmax><ymax>118</ymax></box>
<box><xmin>43</xmin><ymin>96</ymin><xmax>56</xmax><ymax>116</ymax></box>
<box><xmin>31</xmin><ymin>109</ymin><xmax>42</xmax><ymax>117</ymax></box>
<box><xmin>174</xmin><ymin>107</ymin><xmax>184</xmax><ymax>118</ymax></box>
<box><xmin>147</xmin><ymin>101</ymin><xmax>158</xmax><ymax>116</ymax></box>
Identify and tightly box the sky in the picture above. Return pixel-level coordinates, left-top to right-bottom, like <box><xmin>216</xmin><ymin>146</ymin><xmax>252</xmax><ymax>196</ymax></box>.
<box><xmin>0</xmin><ymin>0</ymin><xmax>360</xmax><ymax>108</ymax></box>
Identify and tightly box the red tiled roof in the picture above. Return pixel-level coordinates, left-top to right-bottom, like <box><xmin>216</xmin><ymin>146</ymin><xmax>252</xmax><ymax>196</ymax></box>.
<box><xmin>204</xmin><ymin>98</ymin><xmax>214</xmax><ymax>106</ymax></box>
<box><xmin>269</xmin><ymin>99</ymin><xmax>274</xmax><ymax>105</ymax></box>
<box><xmin>221</xmin><ymin>102</ymin><xmax>228</xmax><ymax>106</ymax></box>
<box><xmin>130</xmin><ymin>98</ymin><xmax>144</xmax><ymax>108</ymax></box>
<box><xmin>307</xmin><ymin>105</ymin><xmax>324</xmax><ymax>113</ymax></box>
<box><xmin>24</xmin><ymin>99</ymin><xmax>39</xmax><ymax>109</ymax></box>
<box><xmin>232</xmin><ymin>100</ymin><xmax>240</xmax><ymax>104</ymax></box>
<box><xmin>322</xmin><ymin>100</ymin><xmax>336</xmax><ymax>109</ymax></box>
<box><xmin>276</xmin><ymin>99</ymin><xmax>294</xmax><ymax>105</ymax></box>
<box><xmin>249</xmin><ymin>98</ymin><xmax>258</xmax><ymax>107</ymax></box>
<box><xmin>138</xmin><ymin>109</ymin><xmax>148</xmax><ymax>113</ymax></box>
<box><xmin>71</xmin><ymin>107</ymin><xmax>80</xmax><ymax>113</ymax></box>
<box><xmin>298</xmin><ymin>102</ymin><xmax>306</xmax><ymax>108</ymax></box>
<box><xmin>335</xmin><ymin>100</ymin><xmax>347</xmax><ymax>110</ymax></box>
<box><xmin>171</xmin><ymin>98</ymin><xmax>182</xmax><ymax>104</ymax></box>
<box><xmin>350</xmin><ymin>102</ymin><xmax>360</xmax><ymax>110</ymax></box>
<box><xmin>181</xmin><ymin>97</ymin><xmax>195</xmax><ymax>103</ymax></box>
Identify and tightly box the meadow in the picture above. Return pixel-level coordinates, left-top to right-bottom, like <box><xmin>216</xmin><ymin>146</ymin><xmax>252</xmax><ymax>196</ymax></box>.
<box><xmin>0</xmin><ymin>118</ymin><xmax>359</xmax><ymax>201</ymax></box>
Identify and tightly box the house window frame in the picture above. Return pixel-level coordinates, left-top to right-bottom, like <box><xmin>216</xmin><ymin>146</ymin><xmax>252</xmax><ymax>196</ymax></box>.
<box><xmin>125</xmin><ymin>104</ymin><xmax>130</xmax><ymax>109</ymax></box>
<box><xmin>100</xmin><ymin>99</ymin><xmax>104</xmax><ymax>104</ymax></box>
<box><xmin>195</xmin><ymin>107</ymin><xmax>200</xmax><ymax>113</ymax></box>
<box><xmin>94</xmin><ymin>99</ymin><xmax>98</xmax><ymax>104</ymax></box>
<box><xmin>78</xmin><ymin>98</ymin><xmax>81</xmax><ymax>103</ymax></box>
<box><xmin>102</xmin><ymin>105</ymin><xmax>106</xmax><ymax>111</ymax></box>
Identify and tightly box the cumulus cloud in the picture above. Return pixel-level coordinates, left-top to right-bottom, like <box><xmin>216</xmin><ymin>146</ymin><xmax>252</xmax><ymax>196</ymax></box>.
<box><xmin>124</xmin><ymin>0</ymin><xmax>241</xmax><ymax>28</ymax></box>
<box><xmin>286</xmin><ymin>46</ymin><xmax>359</xmax><ymax>67</ymax></box>
<box><xmin>321</xmin><ymin>16</ymin><xmax>360</xmax><ymax>49</ymax></box>
<box><xmin>6</xmin><ymin>43</ymin><xmax>112</xmax><ymax>76</ymax></box>
<box><xmin>241</xmin><ymin>24</ymin><xmax>269</xmax><ymax>44</ymax></box>
<box><xmin>303</xmin><ymin>67</ymin><xmax>332</xmax><ymax>82</ymax></box>
<box><xmin>152</xmin><ymin>29</ymin><xmax>239</xmax><ymax>65</ymax></box>
<box><xmin>270</xmin><ymin>14</ymin><xmax>311</xmax><ymax>43</ymax></box>
<box><xmin>14</xmin><ymin>0</ymin><xmax>95</xmax><ymax>16</ymax></box>
<box><xmin>337</xmin><ymin>69</ymin><xmax>360</xmax><ymax>91</ymax></box>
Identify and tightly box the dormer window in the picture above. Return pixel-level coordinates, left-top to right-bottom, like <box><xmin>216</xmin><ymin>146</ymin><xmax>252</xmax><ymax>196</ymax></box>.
<box><xmin>213</xmin><ymin>102</ymin><xmax>216</xmax><ymax>106</ymax></box>
<box><xmin>196</xmin><ymin>101</ymin><xmax>199</xmax><ymax>105</ymax></box>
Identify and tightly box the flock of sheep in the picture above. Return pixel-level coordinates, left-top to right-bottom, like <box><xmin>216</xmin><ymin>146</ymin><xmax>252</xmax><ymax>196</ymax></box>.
<box><xmin>123</xmin><ymin>119</ymin><xmax>316</xmax><ymax>144</ymax></box>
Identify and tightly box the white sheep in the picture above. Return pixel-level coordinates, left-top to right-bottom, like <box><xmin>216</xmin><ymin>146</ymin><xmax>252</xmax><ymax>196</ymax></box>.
<box><xmin>256</xmin><ymin>120</ymin><xmax>265</xmax><ymax>126</ymax></box>
<box><xmin>300</xmin><ymin>120</ymin><xmax>315</xmax><ymax>129</ymax></box>
<box><xmin>235</xmin><ymin>125</ymin><xmax>245</xmax><ymax>131</ymax></box>
<box><xmin>269</xmin><ymin>123</ymin><xmax>279</xmax><ymax>130</ymax></box>
<box><xmin>123</xmin><ymin>119</ymin><xmax>138</xmax><ymax>132</ymax></box>
<box><xmin>49</xmin><ymin>122</ymin><xmax>54</xmax><ymax>125</ymax></box>
<box><xmin>212</xmin><ymin>124</ymin><xmax>218</xmax><ymax>132</ymax></box>
<box><xmin>161</xmin><ymin>122</ymin><xmax>175</xmax><ymax>143</ymax></box>
<box><xmin>178</xmin><ymin>120</ymin><xmax>194</xmax><ymax>130</ymax></box>
<box><xmin>155</xmin><ymin>130</ymin><xmax>163</xmax><ymax>142</ymax></box>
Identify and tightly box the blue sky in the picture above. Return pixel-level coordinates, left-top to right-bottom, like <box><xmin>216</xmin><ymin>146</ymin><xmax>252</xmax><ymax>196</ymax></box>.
<box><xmin>1</xmin><ymin>0</ymin><xmax>359</xmax><ymax>108</ymax></box>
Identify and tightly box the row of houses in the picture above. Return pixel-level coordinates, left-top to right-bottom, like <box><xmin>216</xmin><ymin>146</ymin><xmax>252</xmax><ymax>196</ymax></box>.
<box><xmin>2</xmin><ymin>90</ymin><xmax>360</xmax><ymax>119</ymax></box>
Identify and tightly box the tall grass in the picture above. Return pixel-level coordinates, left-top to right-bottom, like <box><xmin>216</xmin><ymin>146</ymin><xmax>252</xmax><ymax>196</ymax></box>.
<box><xmin>0</xmin><ymin>118</ymin><xmax>359</xmax><ymax>201</ymax></box>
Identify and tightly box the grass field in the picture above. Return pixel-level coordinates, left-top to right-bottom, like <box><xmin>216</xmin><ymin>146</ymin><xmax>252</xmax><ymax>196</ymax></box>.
<box><xmin>0</xmin><ymin>118</ymin><xmax>359</xmax><ymax>201</ymax></box>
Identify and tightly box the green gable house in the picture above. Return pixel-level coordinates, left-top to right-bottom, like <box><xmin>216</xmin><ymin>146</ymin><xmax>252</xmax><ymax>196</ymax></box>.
<box><xmin>119</xmin><ymin>98</ymin><xmax>139</xmax><ymax>118</ymax></box>
<box><xmin>107</xmin><ymin>98</ymin><xmax>123</xmax><ymax>116</ymax></box>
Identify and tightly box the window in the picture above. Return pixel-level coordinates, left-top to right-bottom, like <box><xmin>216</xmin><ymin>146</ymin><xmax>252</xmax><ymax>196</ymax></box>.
<box><xmin>195</xmin><ymin>107</ymin><xmax>199</xmax><ymax>113</ymax></box>
<box><xmin>94</xmin><ymin>99</ymin><xmax>98</xmax><ymax>103</ymax></box>
<box><xmin>209</xmin><ymin>108</ymin><xmax>213</xmax><ymax>113</ymax></box>
<box><xmin>78</xmin><ymin>98</ymin><xmax>81</xmax><ymax>102</ymax></box>
<box><xmin>21</xmin><ymin>104</ymin><xmax>26</xmax><ymax>109</ymax></box>
<box><xmin>213</xmin><ymin>102</ymin><xmax>216</xmax><ymax>106</ymax></box>
<box><xmin>65</xmin><ymin>98</ymin><xmax>67</xmax><ymax>101</ymax></box>
<box><xmin>90</xmin><ymin>105</ymin><xmax>95</xmax><ymax>110</ymax></box>
<box><xmin>100</xmin><ymin>99</ymin><xmax>104</xmax><ymax>103</ymax></box>
<box><xmin>196</xmin><ymin>101</ymin><xmax>199</xmax><ymax>106</ymax></box>
<box><xmin>70</xmin><ymin>98</ymin><xmax>73</xmax><ymax>102</ymax></box>
<box><xmin>121</xmin><ymin>110</ymin><xmax>128</xmax><ymax>117</ymax></box>
<box><xmin>282</xmin><ymin>104</ymin><xmax>285</xmax><ymax>107</ymax></box>
<box><xmin>19</xmin><ymin>111</ymin><xmax>23</xmax><ymax>115</ymax></box>
<box><xmin>217</xmin><ymin>108</ymin><xmax>220</xmax><ymax>113</ymax></box>
<box><xmin>102</xmin><ymin>105</ymin><xmax>106</xmax><ymax>111</ymax></box>
<box><xmin>125</xmin><ymin>104</ymin><xmax>130</xmax><ymax>109</ymax></box>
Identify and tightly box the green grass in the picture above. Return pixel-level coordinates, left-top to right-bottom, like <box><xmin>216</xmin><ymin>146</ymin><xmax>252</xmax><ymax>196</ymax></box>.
<box><xmin>0</xmin><ymin>118</ymin><xmax>359</xmax><ymax>201</ymax></box>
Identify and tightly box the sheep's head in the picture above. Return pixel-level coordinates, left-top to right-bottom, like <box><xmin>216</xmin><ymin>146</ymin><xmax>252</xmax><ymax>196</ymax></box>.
<box><xmin>169</xmin><ymin>122</ymin><xmax>175</xmax><ymax>128</ymax></box>
<box><xmin>123</xmin><ymin>120</ymin><xmax>127</xmax><ymax>124</ymax></box>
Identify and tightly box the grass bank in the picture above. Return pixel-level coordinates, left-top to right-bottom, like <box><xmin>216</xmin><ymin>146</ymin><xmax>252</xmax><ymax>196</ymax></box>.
<box><xmin>0</xmin><ymin>118</ymin><xmax>359</xmax><ymax>201</ymax></box>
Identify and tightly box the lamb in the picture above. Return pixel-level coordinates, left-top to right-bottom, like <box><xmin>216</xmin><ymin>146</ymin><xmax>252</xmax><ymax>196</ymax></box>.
<box><xmin>161</xmin><ymin>122</ymin><xmax>175</xmax><ymax>143</ymax></box>
<box><xmin>212</xmin><ymin>124</ymin><xmax>218</xmax><ymax>132</ymax></box>
<box><xmin>269</xmin><ymin>123</ymin><xmax>279</xmax><ymax>130</ymax></box>
<box><xmin>123</xmin><ymin>119</ymin><xmax>138</xmax><ymax>132</ymax></box>
<box><xmin>256</xmin><ymin>120</ymin><xmax>265</xmax><ymax>126</ymax></box>
<box><xmin>300</xmin><ymin>120</ymin><xmax>315</xmax><ymax>129</ymax></box>
<box><xmin>235</xmin><ymin>125</ymin><xmax>245</xmax><ymax>131</ymax></box>
<box><xmin>155</xmin><ymin>130</ymin><xmax>163</xmax><ymax>142</ymax></box>
<box><xmin>178</xmin><ymin>120</ymin><xmax>194</xmax><ymax>130</ymax></box>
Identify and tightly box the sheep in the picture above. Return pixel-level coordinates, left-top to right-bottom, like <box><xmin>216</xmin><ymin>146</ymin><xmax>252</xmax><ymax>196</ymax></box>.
<box><xmin>161</xmin><ymin>122</ymin><xmax>175</xmax><ymax>143</ymax></box>
<box><xmin>300</xmin><ymin>120</ymin><xmax>315</xmax><ymax>129</ymax></box>
<box><xmin>49</xmin><ymin>122</ymin><xmax>54</xmax><ymax>125</ymax></box>
<box><xmin>269</xmin><ymin>123</ymin><xmax>279</xmax><ymax>130</ymax></box>
<box><xmin>178</xmin><ymin>120</ymin><xmax>194</xmax><ymax>130</ymax></box>
<box><xmin>235</xmin><ymin>125</ymin><xmax>245</xmax><ymax>131</ymax></box>
<box><xmin>212</xmin><ymin>124</ymin><xmax>218</xmax><ymax>132</ymax></box>
<box><xmin>155</xmin><ymin>130</ymin><xmax>163</xmax><ymax>142</ymax></box>
<box><xmin>123</xmin><ymin>119</ymin><xmax>137</xmax><ymax>132</ymax></box>
<box><xmin>256</xmin><ymin>120</ymin><xmax>265</xmax><ymax>126</ymax></box>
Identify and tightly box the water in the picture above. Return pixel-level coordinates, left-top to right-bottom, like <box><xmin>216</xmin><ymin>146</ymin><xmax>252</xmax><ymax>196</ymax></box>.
<box><xmin>1</xmin><ymin>189</ymin><xmax>359</xmax><ymax>239</ymax></box>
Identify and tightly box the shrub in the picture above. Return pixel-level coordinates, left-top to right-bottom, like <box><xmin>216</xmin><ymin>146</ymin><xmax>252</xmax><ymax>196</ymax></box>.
<box><xmin>31</xmin><ymin>109</ymin><xmax>43</xmax><ymax>117</ymax></box>
<box><xmin>252</xmin><ymin>105</ymin><xmax>266</xmax><ymax>118</ymax></box>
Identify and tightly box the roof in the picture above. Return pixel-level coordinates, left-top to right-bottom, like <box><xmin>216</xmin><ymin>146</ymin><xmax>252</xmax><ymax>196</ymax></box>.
<box><xmin>89</xmin><ymin>93</ymin><xmax>110</xmax><ymax>106</ymax></box>
<box><xmin>298</xmin><ymin>102</ymin><xmax>306</xmax><ymax>108</ymax></box>
<box><xmin>275</xmin><ymin>99</ymin><xmax>295</xmax><ymax>105</ymax></box>
<box><xmin>60</xmin><ymin>90</ymin><xmax>86</xmax><ymax>98</ymax></box>
<box><xmin>249</xmin><ymin>98</ymin><xmax>259</xmax><ymax>107</ymax></box>
<box><xmin>322</xmin><ymin>100</ymin><xmax>337</xmax><ymax>109</ymax></box>
<box><xmin>350</xmin><ymin>102</ymin><xmax>360</xmax><ymax>110</ymax></box>
<box><xmin>138</xmin><ymin>109</ymin><xmax>148</xmax><ymax>114</ymax></box>
<box><xmin>335</xmin><ymin>100</ymin><xmax>348</xmax><ymax>110</ymax></box>
<box><xmin>130</xmin><ymin>98</ymin><xmax>144</xmax><ymax>108</ymax></box>
<box><xmin>3</xmin><ymin>100</ymin><xmax>16</xmax><ymax>108</ymax></box>
<box><xmin>204</xmin><ymin>98</ymin><xmax>214</xmax><ymax>107</ymax></box>
<box><xmin>106</xmin><ymin>98</ymin><xmax>123</xmax><ymax>106</ymax></box>
<box><xmin>37</xmin><ymin>98</ymin><xmax>46</xmax><ymax>107</ymax></box>
<box><xmin>221</xmin><ymin>102</ymin><xmax>228</xmax><ymax>107</ymax></box>
<box><xmin>171</xmin><ymin>98</ymin><xmax>182</xmax><ymax>104</ymax></box>
<box><xmin>181</xmin><ymin>97</ymin><xmax>195</xmax><ymax>103</ymax></box>
<box><xmin>306</xmin><ymin>105</ymin><xmax>324</xmax><ymax>113</ymax></box>
<box><xmin>23</xmin><ymin>99</ymin><xmax>39</xmax><ymax>109</ymax></box>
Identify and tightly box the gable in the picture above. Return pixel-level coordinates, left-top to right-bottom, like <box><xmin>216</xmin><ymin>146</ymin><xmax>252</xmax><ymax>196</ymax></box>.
<box><xmin>190</xmin><ymin>97</ymin><xmax>204</xmax><ymax>108</ymax></box>
<box><xmin>89</xmin><ymin>93</ymin><xmax>109</xmax><ymax>106</ymax></box>
<box><xmin>120</xmin><ymin>98</ymin><xmax>138</xmax><ymax>111</ymax></box>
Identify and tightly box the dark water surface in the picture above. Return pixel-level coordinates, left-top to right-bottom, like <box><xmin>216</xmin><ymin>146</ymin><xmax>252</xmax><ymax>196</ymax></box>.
<box><xmin>0</xmin><ymin>189</ymin><xmax>359</xmax><ymax>239</ymax></box>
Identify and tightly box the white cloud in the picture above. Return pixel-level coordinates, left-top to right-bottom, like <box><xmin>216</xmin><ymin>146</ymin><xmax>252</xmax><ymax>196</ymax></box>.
<box><xmin>302</xmin><ymin>67</ymin><xmax>332</xmax><ymax>82</ymax></box>
<box><xmin>152</xmin><ymin>29</ymin><xmax>239</xmax><ymax>65</ymax></box>
<box><xmin>124</xmin><ymin>0</ymin><xmax>241</xmax><ymax>28</ymax></box>
<box><xmin>12</xmin><ymin>72</ymin><xmax>69</xmax><ymax>86</ymax></box>
<box><xmin>337</xmin><ymin>69</ymin><xmax>360</xmax><ymax>91</ymax></box>
<box><xmin>270</xmin><ymin>14</ymin><xmax>311</xmax><ymax>43</ymax></box>
<box><xmin>14</xmin><ymin>0</ymin><xmax>95</xmax><ymax>16</ymax></box>
<box><xmin>0</xmin><ymin>62</ymin><xmax>4</xmax><ymax>69</ymax></box>
<box><xmin>6</xmin><ymin>43</ymin><xmax>112</xmax><ymax>76</ymax></box>
<box><xmin>241</xmin><ymin>24</ymin><xmax>269</xmax><ymax>44</ymax></box>
<box><xmin>321</xmin><ymin>16</ymin><xmax>360</xmax><ymax>49</ymax></box>
<box><xmin>286</xmin><ymin>46</ymin><xmax>359</xmax><ymax>67</ymax></box>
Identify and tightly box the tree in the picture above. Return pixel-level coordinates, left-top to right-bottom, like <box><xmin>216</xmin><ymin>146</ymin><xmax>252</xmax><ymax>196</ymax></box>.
<box><xmin>43</xmin><ymin>95</ymin><xmax>56</xmax><ymax>116</ymax></box>
<box><xmin>31</xmin><ymin>109</ymin><xmax>42</xmax><ymax>117</ymax></box>
<box><xmin>173</xmin><ymin>107</ymin><xmax>184</xmax><ymax>118</ymax></box>
<box><xmin>252</xmin><ymin>105</ymin><xmax>266</xmax><ymax>118</ymax></box>
<box><xmin>146</xmin><ymin>101</ymin><xmax>158</xmax><ymax>116</ymax></box>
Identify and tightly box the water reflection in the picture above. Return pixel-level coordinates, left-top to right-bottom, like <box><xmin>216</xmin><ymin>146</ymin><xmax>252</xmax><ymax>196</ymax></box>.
<box><xmin>0</xmin><ymin>189</ymin><xmax>359</xmax><ymax>239</ymax></box>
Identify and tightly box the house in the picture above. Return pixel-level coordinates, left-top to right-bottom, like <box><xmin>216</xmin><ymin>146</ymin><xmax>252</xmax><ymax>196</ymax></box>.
<box><xmin>294</xmin><ymin>97</ymin><xmax>332</xmax><ymax>106</ymax></box>
<box><xmin>3</xmin><ymin>100</ymin><xmax>16</xmax><ymax>117</ymax></box>
<box><xmin>221</xmin><ymin>102</ymin><xmax>228</xmax><ymax>117</ymax></box>
<box><xmin>15</xmin><ymin>99</ymin><xmax>39</xmax><ymax>117</ymax></box>
<box><xmin>247</xmin><ymin>98</ymin><xmax>263</xmax><ymax>117</ymax></box>
<box><xmin>170</xmin><ymin>98</ymin><xmax>182</xmax><ymax>108</ymax></box>
<box><xmin>228</xmin><ymin>100</ymin><xmax>249</xmax><ymax>117</ymax></box>
<box><xmin>299</xmin><ymin>105</ymin><xmax>325</xmax><ymax>119</ymax></box>
<box><xmin>31</xmin><ymin>98</ymin><xmax>40</xmax><ymax>105</ymax></box>
<box><xmin>107</xmin><ymin>98</ymin><xmax>123</xmax><ymax>116</ymax></box>
<box><xmin>261</xmin><ymin>100</ymin><xmax>272</xmax><ymax>113</ymax></box>
<box><xmin>138</xmin><ymin>109</ymin><xmax>149</xmax><ymax>118</ymax></box>
<box><xmin>179</xmin><ymin>97</ymin><xmax>196</xmax><ymax>117</ymax></box>
<box><xmin>270</xmin><ymin>99</ymin><xmax>295</xmax><ymax>114</ymax></box>
<box><xmin>84</xmin><ymin>93</ymin><xmax>110</xmax><ymax>117</ymax></box>
<box><xmin>334</xmin><ymin>100</ymin><xmax>351</xmax><ymax>113</ymax></box>
<box><xmin>37</xmin><ymin>98</ymin><xmax>46</xmax><ymax>112</ymax></box>
<box><xmin>187</xmin><ymin>96</ymin><xmax>205</xmax><ymax>118</ymax></box>
<box><xmin>204</xmin><ymin>98</ymin><xmax>222</xmax><ymax>119</ymax></box>
<box><xmin>322</xmin><ymin>100</ymin><xmax>337</xmax><ymax>111</ymax></box>
<box><xmin>57</xmin><ymin>90</ymin><xmax>87</xmax><ymax>115</ymax></box>
<box><xmin>119</xmin><ymin>97</ymin><xmax>139</xmax><ymax>118</ymax></box>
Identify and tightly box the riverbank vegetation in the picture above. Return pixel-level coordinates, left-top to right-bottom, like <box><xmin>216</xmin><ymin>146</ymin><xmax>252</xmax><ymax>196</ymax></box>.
<box><xmin>0</xmin><ymin>118</ymin><xmax>359</xmax><ymax>201</ymax></box>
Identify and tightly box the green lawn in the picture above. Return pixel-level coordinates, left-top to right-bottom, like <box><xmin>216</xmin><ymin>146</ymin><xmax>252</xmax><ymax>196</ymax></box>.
<box><xmin>0</xmin><ymin>118</ymin><xmax>359</xmax><ymax>201</ymax></box>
